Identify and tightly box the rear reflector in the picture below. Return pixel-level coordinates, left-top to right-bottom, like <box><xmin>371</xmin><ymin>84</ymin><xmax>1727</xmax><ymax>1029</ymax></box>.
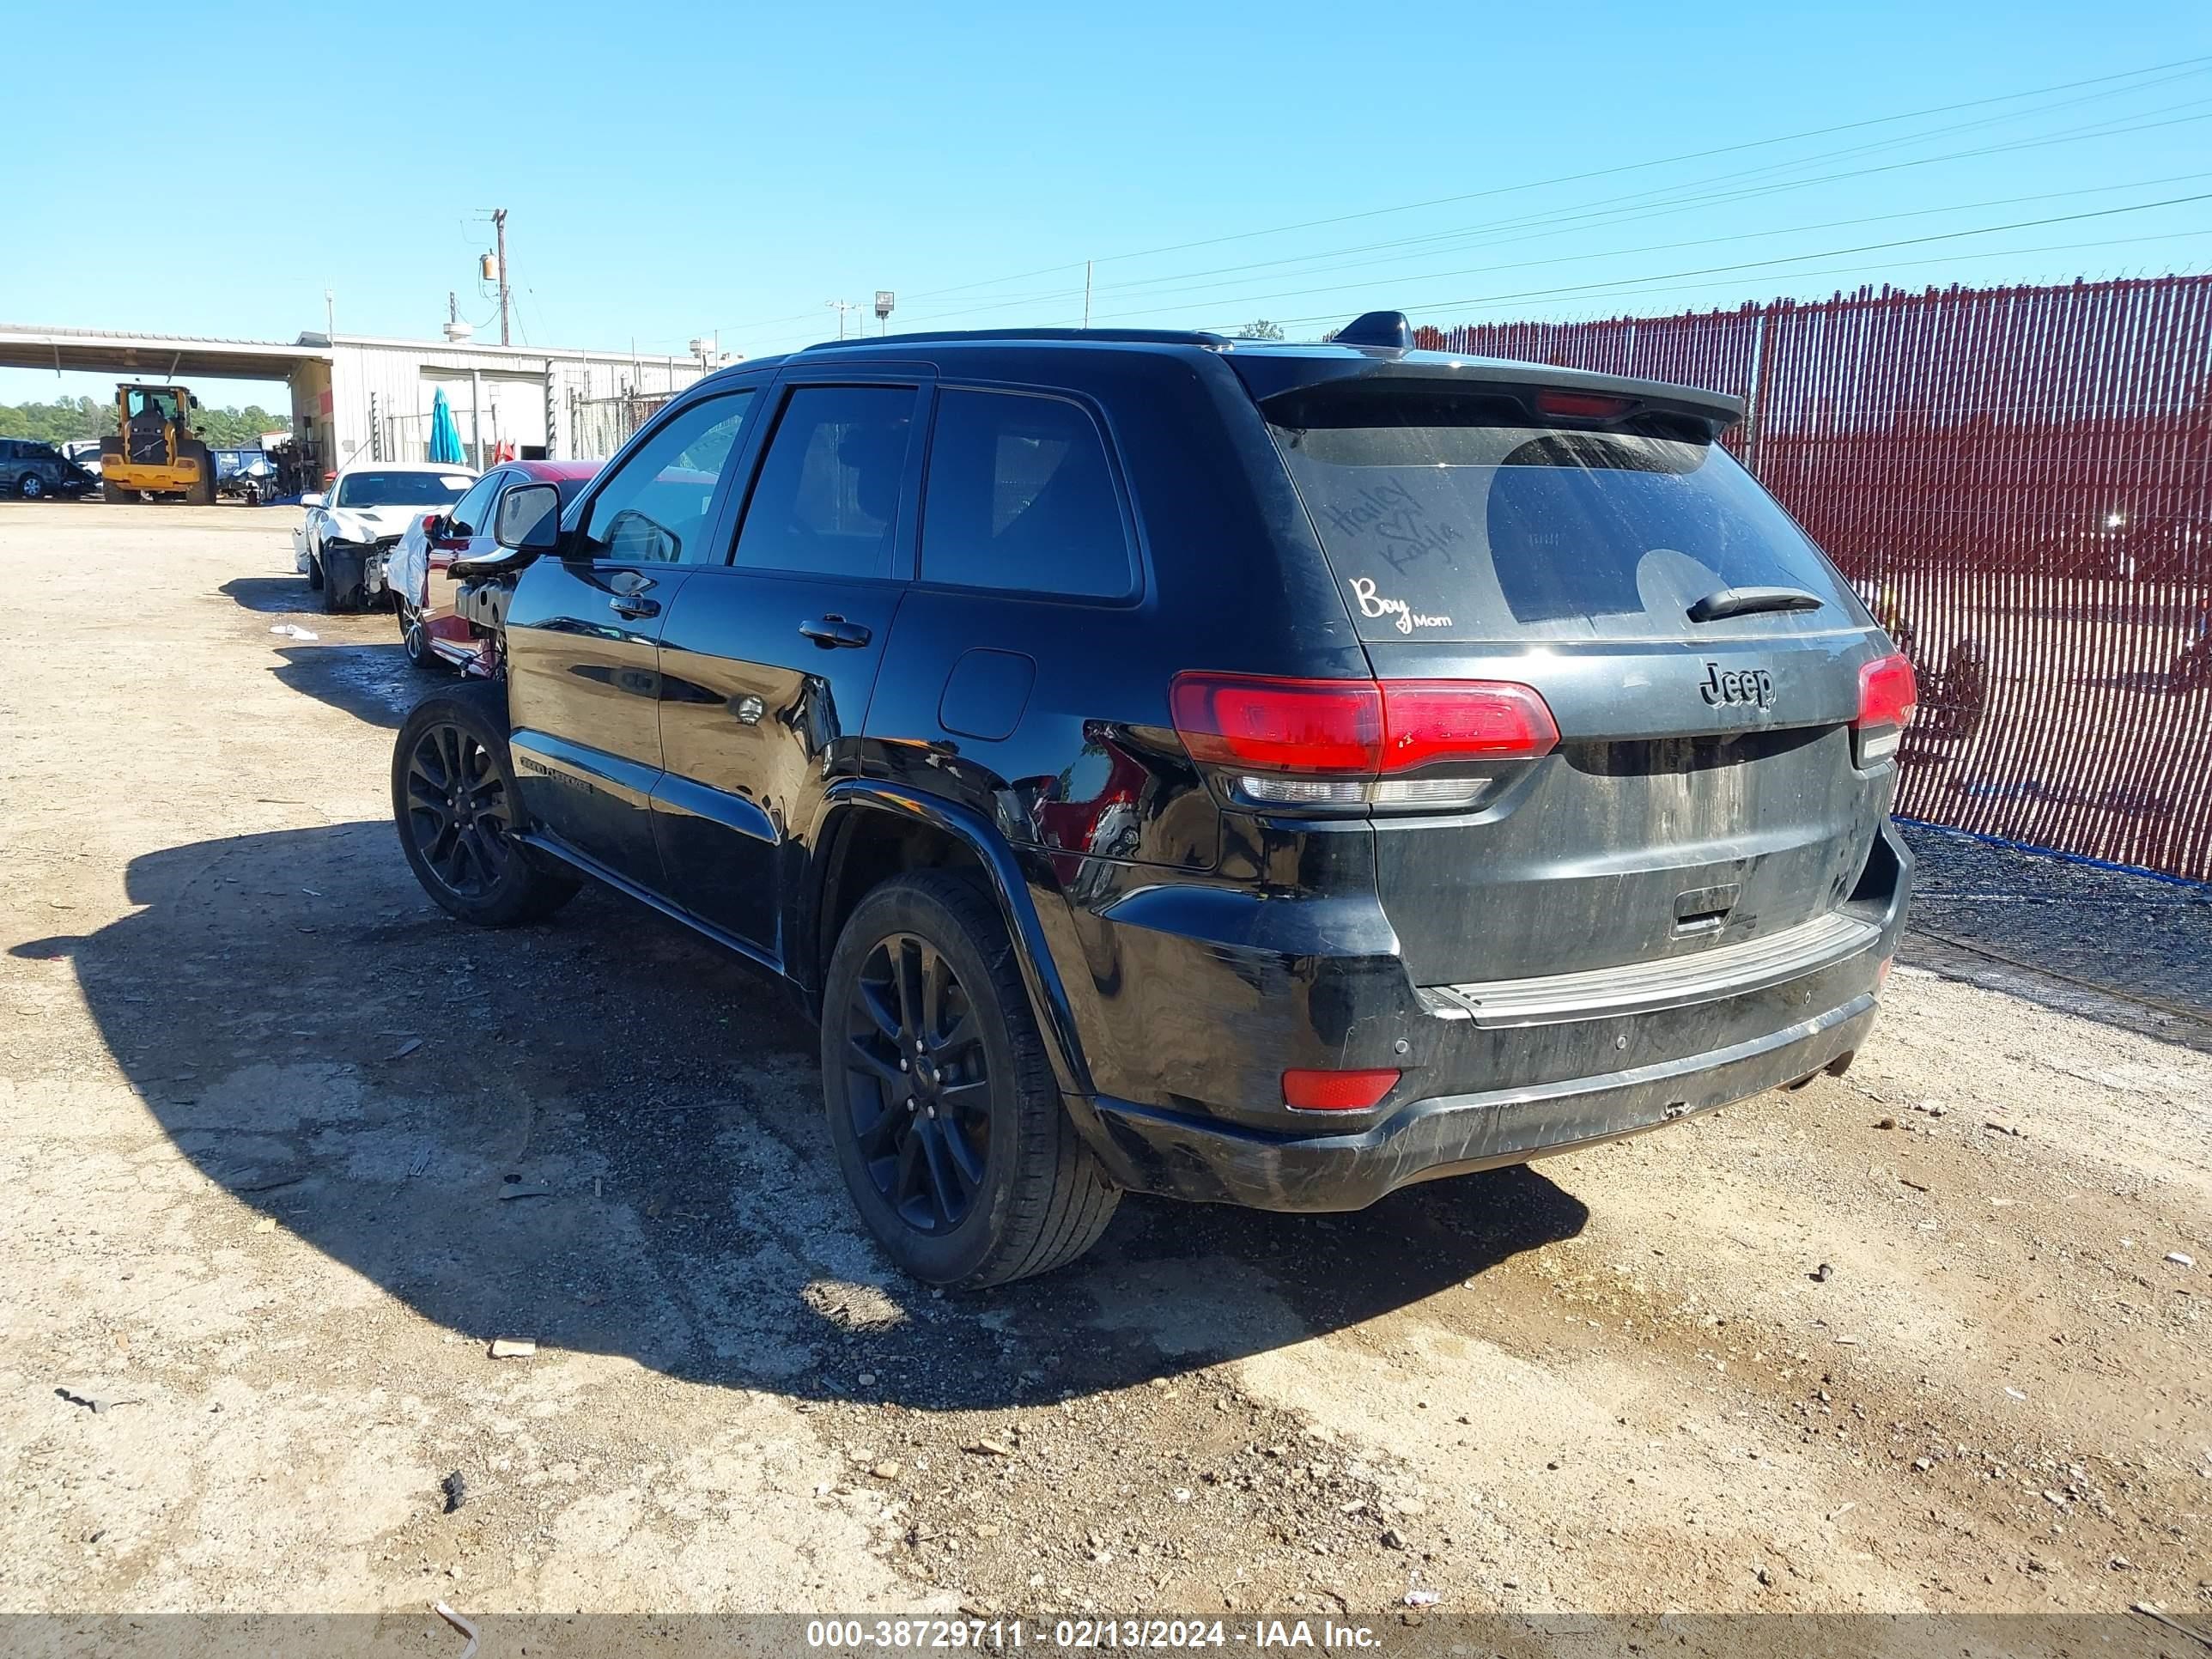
<box><xmin>1282</xmin><ymin>1068</ymin><xmax>1401</xmax><ymax>1110</ymax></box>
<box><xmin>1171</xmin><ymin>673</ymin><xmax>1558</xmax><ymax>779</ymax></box>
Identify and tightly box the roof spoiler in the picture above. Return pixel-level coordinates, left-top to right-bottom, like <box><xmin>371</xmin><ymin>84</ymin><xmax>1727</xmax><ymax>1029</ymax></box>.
<box><xmin>1233</xmin><ymin>352</ymin><xmax>1745</xmax><ymax>435</ymax></box>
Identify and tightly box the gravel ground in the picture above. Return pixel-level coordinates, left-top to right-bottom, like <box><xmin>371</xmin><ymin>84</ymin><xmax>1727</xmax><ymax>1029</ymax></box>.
<box><xmin>1899</xmin><ymin>822</ymin><xmax>2212</xmax><ymax>1024</ymax></box>
<box><xmin>1</xmin><ymin>505</ymin><xmax>2207</xmax><ymax>1629</ymax></box>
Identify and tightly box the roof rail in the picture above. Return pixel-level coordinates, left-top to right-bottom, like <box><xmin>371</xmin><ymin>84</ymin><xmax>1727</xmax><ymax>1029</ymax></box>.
<box><xmin>799</xmin><ymin>325</ymin><xmax>1231</xmax><ymax>353</ymax></box>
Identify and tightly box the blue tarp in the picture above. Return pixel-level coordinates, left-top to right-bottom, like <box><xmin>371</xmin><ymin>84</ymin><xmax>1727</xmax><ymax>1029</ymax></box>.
<box><xmin>428</xmin><ymin>388</ymin><xmax>467</xmax><ymax>465</ymax></box>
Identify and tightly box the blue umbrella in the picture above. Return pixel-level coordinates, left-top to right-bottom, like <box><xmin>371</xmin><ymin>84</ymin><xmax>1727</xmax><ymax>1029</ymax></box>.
<box><xmin>427</xmin><ymin>387</ymin><xmax>467</xmax><ymax>465</ymax></box>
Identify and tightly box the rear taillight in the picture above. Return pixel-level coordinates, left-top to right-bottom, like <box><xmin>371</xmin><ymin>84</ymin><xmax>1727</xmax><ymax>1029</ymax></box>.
<box><xmin>1170</xmin><ymin>673</ymin><xmax>1558</xmax><ymax>811</ymax></box>
<box><xmin>1378</xmin><ymin>681</ymin><xmax>1560</xmax><ymax>768</ymax></box>
<box><xmin>1854</xmin><ymin>653</ymin><xmax>1918</xmax><ymax>765</ymax></box>
<box><xmin>1283</xmin><ymin>1067</ymin><xmax>1401</xmax><ymax>1111</ymax></box>
<box><xmin>1170</xmin><ymin>676</ymin><xmax>1382</xmax><ymax>775</ymax></box>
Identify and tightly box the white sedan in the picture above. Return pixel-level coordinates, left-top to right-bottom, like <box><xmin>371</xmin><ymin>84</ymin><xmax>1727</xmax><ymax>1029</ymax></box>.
<box><xmin>295</xmin><ymin>462</ymin><xmax>476</xmax><ymax>613</ymax></box>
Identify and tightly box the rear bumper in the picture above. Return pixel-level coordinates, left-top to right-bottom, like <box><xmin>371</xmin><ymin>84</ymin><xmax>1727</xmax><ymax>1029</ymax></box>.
<box><xmin>1053</xmin><ymin>821</ymin><xmax>1911</xmax><ymax>1210</ymax></box>
<box><xmin>1081</xmin><ymin>990</ymin><xmax>1873</xmax><ymax>1210</ymax></box>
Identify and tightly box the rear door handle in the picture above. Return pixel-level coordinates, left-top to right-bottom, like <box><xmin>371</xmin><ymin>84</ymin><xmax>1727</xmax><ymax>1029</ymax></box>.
<box><xmin>799</xmin><ymin>615</ymin><xmax>872</xmax><ymax>649</ymax></box>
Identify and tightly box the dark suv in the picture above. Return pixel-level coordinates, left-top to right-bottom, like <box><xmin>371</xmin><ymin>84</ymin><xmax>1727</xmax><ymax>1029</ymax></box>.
<box><xmin>3</xmin><ymin>438</ymin><xmax>100</xmax><ymax>501</ymax></box>
<box><xmin>390</xmin><ymin>312</ymin><xmax>1916</xmax><ymax>1288</ymax></box>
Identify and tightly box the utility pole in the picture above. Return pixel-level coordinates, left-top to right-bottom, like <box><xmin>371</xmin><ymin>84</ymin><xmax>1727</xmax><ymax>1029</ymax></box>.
<box><xmin>1083</xmin><ymin>260</ymin><xmax>1092</xmax><ymax>329</ymax></box>
<box><xmin>493</xmin><ymin>209</ymin><xmax>511</xmax><ymax>346</ymax></box>
<box><xmin>325</xmin><ymin>289</ymin><xmax>335</xmax><ymax>338</ymax></box>
<box><xmin>825</xmin><ymin>299</ymin><xmax>858</xmax><ymax>340</ymax></box>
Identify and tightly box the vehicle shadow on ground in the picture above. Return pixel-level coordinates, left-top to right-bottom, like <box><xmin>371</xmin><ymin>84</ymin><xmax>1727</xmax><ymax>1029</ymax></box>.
<box><xmin>220</xmin><ymin>574</ymin><xmax>325</xmax><ymax>614</ymax></box>
<box><xmin>14</xmin><ymin>823</ymin><xmax>1586</xmax><ymax>1411</ymax></box>
<box><xmin>221</xmin><ymin>576</ymin><xmax>428</xmax><ymax>731</ymax></box>
<box><xmin>264</xmin><ymin>645</ymin><xmax>422</xmax><ymax>731</ymax></box>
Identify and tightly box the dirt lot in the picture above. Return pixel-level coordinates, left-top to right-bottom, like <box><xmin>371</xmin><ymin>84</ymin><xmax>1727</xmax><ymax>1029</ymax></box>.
<box><xmin>1</xmin><ymin>504</ymin><xmax>2207</xmax><ymax>1625</ymax></box>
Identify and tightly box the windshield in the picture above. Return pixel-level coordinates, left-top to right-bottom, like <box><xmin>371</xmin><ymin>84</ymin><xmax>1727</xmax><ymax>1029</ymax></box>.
<box><xmin>1267</xmin><ymin>390</ymin><xmax>1867</xmax><ymax>644</ymax></box>
<box><xmin>335</xmin><ymin>471</ymin><xmax>473</xmax><ymax>508</ymax></box>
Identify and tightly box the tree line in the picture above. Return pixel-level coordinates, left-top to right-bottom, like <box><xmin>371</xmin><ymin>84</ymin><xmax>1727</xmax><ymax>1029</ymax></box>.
<box><xmin>0</xmin><ymin>396</ymin><xmax>294</xmax><ymax>450</ymax></box>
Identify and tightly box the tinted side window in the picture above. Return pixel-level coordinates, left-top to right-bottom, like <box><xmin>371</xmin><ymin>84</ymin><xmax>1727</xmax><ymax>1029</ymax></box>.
<box><xmin>445</xmin><ymin>471</ymin><xmax>503</xmax><ymax>538</ymax></box>
<box><xmin>577</xmin><ymin>392</ymin><xmax>754</xmax><ymax>564</ymax></box>
<box><xmin>733</xmin><ymin>386</ymin><xmax>915</xmax><ymax>579</ymax></box>
<box><xmin>920</xmin><ymin>391</ymin><xmax>1133</xmax><ymax>599</ymax></box>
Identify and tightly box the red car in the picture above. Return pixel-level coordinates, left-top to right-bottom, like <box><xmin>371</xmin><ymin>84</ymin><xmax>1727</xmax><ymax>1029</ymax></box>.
<box><xmin>390</xmin><ymin>459</ymin><xmax>601</xmax><ymax>672</ymax></box>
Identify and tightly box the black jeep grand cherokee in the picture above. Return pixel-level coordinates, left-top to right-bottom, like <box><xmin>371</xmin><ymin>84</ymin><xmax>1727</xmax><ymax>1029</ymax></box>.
<box><xmin>392</xmin><ymin>312</ymin><xmax>1916</xmax><ymax>1287</ymax></box>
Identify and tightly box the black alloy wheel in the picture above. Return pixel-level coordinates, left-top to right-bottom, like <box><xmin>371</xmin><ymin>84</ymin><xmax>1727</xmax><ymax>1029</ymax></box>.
<box><xmin>842</xmin><ymin>933</ymin><xmax>993</xmax><ymax>1233</ymax></box>
<box><xmin>820</xmin><ymin>871</ymin><xmax>1120</xmax><ymax>1286</ymax></box>
<box><xmin>402</xmin><ymin>719</ymin><xmax>514</xmax><ymax>900</ymax></box>
<box><xmin>389</xmin><ymin>682</ymin><xmax>579</xmax><ymax>927</ymax></box>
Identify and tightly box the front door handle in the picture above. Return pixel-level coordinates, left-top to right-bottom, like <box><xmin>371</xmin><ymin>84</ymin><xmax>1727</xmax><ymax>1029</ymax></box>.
<box><xmin>799</xmin><ymin>615</ymin><xmax>872</xmax><ymax>649</ymax></box>
<box><xmin>610</xmin><ymin>593</ymin><xmax>660</xmax><ymax>620</ymax></box>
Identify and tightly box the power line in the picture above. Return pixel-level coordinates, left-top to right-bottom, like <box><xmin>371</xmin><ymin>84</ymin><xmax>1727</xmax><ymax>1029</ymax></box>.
<box><xmin>817</xmin><ymin>105</ymin><xmax>2212</xmax><ymax>341</ymax></box>
<box><xmin>893</xmin><ymin>94</ymin><xmax>2212</xmax><ymax>338</ymax></box>
<box><xmin>719</xmin><ymin>53</ymin><xmax>2212</xmax><ymax>343</ymax></box>
<box><xmin>1092</xmin><ymin>179</ymin><xmax>2212</xmax><ymax>326</ymax></box>
<box><xmin>1065</xmin><ymin>82</ymin><xmax>2212</xmax><ymax>313</ymax></box>
<box><xmin>849</xmin><ymin>103</ymin><xmax>2212</xmax><ymax>344</ymax></box>
<box><xmin>887</xmin><ymin>52</ymin><xmax>2212</xmax><ymax>306</ymax></box>
<box><xmin>727</xmin><ymin>67</ymin><xmax>2212</xmax><ymax>355</ymax></box>
<box><xmin>1224</xmin><ymin>216</ymin><xmax>2212</xmax><ymax>331</ymax></box>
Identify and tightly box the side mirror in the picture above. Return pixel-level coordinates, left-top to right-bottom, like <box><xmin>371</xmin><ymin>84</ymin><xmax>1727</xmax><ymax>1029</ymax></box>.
<box><xmin>301</xmin><ymin>491</ymin><xmax>326</xmax><ymax>508</ymax></box>
<box><xmin>495</xmin><ymin>482</ymin><xmax>562</xmax><ymax>552</ymax></box>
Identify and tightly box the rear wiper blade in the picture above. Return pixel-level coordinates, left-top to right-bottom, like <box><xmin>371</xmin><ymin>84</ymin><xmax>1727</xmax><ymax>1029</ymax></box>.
<box><xmin>1686</xmin><ymin>586</ymin><xmax>1826</xmax><ymax>623</ymax></box>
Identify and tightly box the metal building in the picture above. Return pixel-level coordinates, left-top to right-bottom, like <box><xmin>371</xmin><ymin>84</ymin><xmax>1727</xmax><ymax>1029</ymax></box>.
<box><xmin>0</xmin><ymin>323</ymin><xmax>713</xmax><ymax>476</ymax></box>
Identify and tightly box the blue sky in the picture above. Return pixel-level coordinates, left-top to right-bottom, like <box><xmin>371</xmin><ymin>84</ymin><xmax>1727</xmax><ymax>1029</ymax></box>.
<box><xmin>5</xmin><ymin>0</ymin><xmax>2209</xmax><ymax>408</ymax></box>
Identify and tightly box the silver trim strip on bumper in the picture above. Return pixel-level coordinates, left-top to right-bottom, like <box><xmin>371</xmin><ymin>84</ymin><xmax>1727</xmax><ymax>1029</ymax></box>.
<box><xmin>1431</xmin><ymin>909</ymin><xmax>1882</xmax><ymax>1029</ymax></box>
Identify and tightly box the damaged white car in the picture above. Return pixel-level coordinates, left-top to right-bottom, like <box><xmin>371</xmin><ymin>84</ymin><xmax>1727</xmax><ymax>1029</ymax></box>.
<box><xmin>295</xmin><ymin>463</ymin><xmax>476</xmax><ymax>613</ymax></box>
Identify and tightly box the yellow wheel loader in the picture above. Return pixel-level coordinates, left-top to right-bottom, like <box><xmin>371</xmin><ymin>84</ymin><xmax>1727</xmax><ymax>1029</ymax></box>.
<box><xmin>100</xmin><ymin>385</ymin><xmax>219</xmax><ymax>504</ymax></box>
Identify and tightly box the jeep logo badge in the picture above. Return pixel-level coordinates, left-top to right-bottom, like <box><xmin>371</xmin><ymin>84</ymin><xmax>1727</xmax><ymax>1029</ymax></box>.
<box><xmin>1699</xmin><ymin>663</ymin><xmax>1775</xmax><ymax>708</ymax></box>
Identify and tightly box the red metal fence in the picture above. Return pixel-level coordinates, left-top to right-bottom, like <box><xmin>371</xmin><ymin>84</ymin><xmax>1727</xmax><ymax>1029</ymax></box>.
<box><xmin>1423</xmin><ymin>276</ymin><xmax>2212</xmax><ymax>882</ymax></box>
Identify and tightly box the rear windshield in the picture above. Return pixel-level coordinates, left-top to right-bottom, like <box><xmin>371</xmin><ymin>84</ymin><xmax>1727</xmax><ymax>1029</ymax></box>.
<box><xmin>1267</xmin><ymin>391</ymin><xmax>1866</xmax><ymax>644</ymax></box>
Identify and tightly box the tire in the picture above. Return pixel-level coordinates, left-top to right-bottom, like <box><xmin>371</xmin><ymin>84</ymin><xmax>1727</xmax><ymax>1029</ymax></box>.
<box><xmin>305</xmin><ymin>550</ymin><xmax>323</xmax><ymax>591</ymax></box>
<box><xmin>391</xmin><ymin>680</ymin><xmax>580</xmax><ymax>927</ymax></box>
<box><xmin>398</xmin><ymin>600</ymin><xmax>443</xmax><ymax>672</ymax></box>
<box><xmin>103</xmin><ymin>481</ymin><xmax>130</xmax><ymax>504</ymax></box>
<box><xmin>16</xmin><ymin>472</ymin><xmax>43</xmax><ymax>501</ymax></box>
<box><xmin>821</xmin><ymin>871</ymin><xmax>1120</xmax><ymax>1288</ymax></box>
